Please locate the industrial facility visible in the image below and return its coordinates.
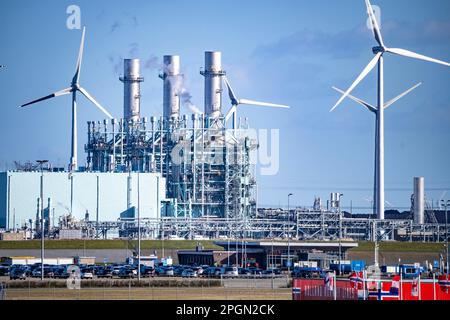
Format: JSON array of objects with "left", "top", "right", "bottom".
[{"left": 0, "top": 25, "right": 449, "bottom": 248}]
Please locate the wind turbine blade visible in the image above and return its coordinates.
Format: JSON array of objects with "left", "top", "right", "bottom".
[
  {"left": 77, "top": 87, "right": 113, "bottom": 119},
  {"left": 384, "top": 82, "right": 422, "bottom": 109},
  {"left": 72, "top": 26, "right": 86, "bottom": 84},
  {"left": 332, "top": 86, "right": 376, "bottom": 113},
  {"left": 330, "top": 52, "right": 381, "bottom": 112},
  {"left": 238, "top": 99, "right": 290, "bottom": 109},
  {"left": 225, "top": 105, "right": 237, "bottom": 122},
  {"left": 365, "top": 0, "right": 384, "bottom": 47},
  {"left": 386, "top": 48, "right": 450, "bottom": 67},
  {"left": 223, "top": 76, "right": 239, "bottom": 105},
  {"left": 20, "top": 87, "right": 72, "bottom": 107}
]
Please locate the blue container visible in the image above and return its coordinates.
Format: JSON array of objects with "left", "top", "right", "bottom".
[{"left": 351, "top": 260, "right": 365, "bottom": 272}]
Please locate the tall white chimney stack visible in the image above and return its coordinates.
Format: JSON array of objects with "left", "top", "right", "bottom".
[
  {"left": 201, "top": 51, "right": 225, "bottom": 120},
  {"left": 120, "top": 59, "right": 143, "bottom": 123},
  {"left": 161, "top": 55, "right": 181, "bottom": 119},
  {"left": 413, "top": 177, "right": 425, "bottom": 224}
]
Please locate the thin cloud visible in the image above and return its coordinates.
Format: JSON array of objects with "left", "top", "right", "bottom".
[
  {"left": 110, "top": 21, "right": 121, "bottom": 33},
  {"left": 253, "top": 19, "right": 450, "bottom": 61}
]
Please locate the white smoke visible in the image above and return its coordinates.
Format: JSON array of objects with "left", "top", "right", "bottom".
[
  {"left": 179, "top": 87, "right": 203, "bottom": 115},
  {"left": 165, "top": 65, "right": 203, "bottom": 115}
]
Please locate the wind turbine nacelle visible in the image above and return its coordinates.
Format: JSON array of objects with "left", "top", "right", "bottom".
[{"left": 372, "top": 46, "right": 384, "bottom": 55}]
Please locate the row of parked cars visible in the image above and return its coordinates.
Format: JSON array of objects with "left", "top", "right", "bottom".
[
  {"left": 1, "top": 263, "right": 284, "bottom": 280},
  {"left": 152, "top": 265, "right": 282, "bottom": 278}
]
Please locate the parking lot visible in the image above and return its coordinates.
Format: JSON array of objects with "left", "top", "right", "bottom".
[{"left": 1, "top": 263, "right": 288, "bottom": 280}]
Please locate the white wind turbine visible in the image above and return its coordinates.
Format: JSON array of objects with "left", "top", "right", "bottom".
[
  {"left": 330, "top": 0, "right": 450, "bottom": 220},
  {"left": 332, "top": 82, "right": 422, "bottom": 215},
  {"left": 223, "top": 76, "right": 290, "bottom": 132},
  {"left": 20, "top": 27, "right": 113, "bottom": 172}
]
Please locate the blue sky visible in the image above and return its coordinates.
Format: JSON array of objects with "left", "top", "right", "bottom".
[{"left": 0, "top": 0, "right": 449, "bottom": 212}]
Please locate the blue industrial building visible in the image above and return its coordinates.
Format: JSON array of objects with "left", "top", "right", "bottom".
[{"left": 0, "top": 171, "right": 165, "bottom": 230}]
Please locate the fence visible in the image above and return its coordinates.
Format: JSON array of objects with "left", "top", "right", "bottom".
[
  {"left": 0, "top": 283, "right": 5, "bottom": 300},
  {"left": 292, "top": 279, "right": 358, "bottom": 300},
  {"left": 0, "top": 277, "right": 292, "bottom": 300}
]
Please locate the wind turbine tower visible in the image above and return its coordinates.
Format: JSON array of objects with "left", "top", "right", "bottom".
[{"left": 331, "top": 0, "right": 450, "bottom": 220}]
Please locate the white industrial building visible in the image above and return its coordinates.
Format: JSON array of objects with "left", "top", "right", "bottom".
[{"left": 0, "top": 171, "right": 165, "bottom": 230}]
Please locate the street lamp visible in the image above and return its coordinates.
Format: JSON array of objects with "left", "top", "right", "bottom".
[
  {"left": 137, "top": 172, "right": 141, "bottom": 281},
  {"left": 441, "top": 199, "right": 450, "bottom": 273},
  {"left": 287, "top": 193, "right": 293, "bottom": 273},
  {"left": 36, "top": 160, "right": 48, "bottom": 281},
  {"left": 338, "top": 193, "right": 344, "bottom": 275}
]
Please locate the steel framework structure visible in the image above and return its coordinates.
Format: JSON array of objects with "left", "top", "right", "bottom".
[
  {"left": 67, "top": 210, "right": 450, "bottom": 244},
  {"left": 85, "top": 115, "right": 257, "bottom": 220}
]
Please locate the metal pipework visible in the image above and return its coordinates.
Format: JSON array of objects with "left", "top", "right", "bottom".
[
  {"left": 201, "top": 51, "right": 225, "bottom": 119},
  {"left": 160, "top": 55, "right": 181, "bottom": 120},
  {"left": 413, "top": 177, "right": 425, "bottom": 224},
  {"left": 120, "top": 59, "right": 144, "bottom": 123}
]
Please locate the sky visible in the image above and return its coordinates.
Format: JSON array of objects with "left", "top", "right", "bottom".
[{"left": 0, "top": 0, "right": 449, "bottom": 212}]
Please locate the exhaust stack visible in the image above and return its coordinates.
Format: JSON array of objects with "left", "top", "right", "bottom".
[
  {"left": 161, "top": 55, "right": 181, "bottom": 119},
  {"left": 201, "top": 51, "right": 225, "bottom": 119},
  {"left": 120, "top": 59, "right": 144, "bottom": 123},
  {"left": 413, "top": 177, "right": 425, "bottom": 224}
]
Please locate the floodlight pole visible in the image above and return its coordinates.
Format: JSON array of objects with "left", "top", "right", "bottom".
[
  {"left": 37, "top": 160, "right": 48, "bottom": 281},
  {"left": 338, "top": 194, "right": 343, "bottom": 275},
  {"left": 287, "top": 193, "right": 293, "bottom": 274},
  {"left": 442, "top": 200, "right": 449, "bottom": 273},
  {"left": 138, "top": 172, "right": 141, "bottom": 281}
]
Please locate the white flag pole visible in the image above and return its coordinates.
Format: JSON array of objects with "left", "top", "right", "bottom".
[
  {"left": 363, "top": 270, "right": 366, "bottom": 300},
  {"left": 433, "top": 272, "right": 436, "bottom": 300},
  {"left": 333, "top": 271, "right": 337, "bottom": 300},
  {"left": 400, "top": 270, "right": 403, "bottom": 300},
  {"left": 418, "top": 273, "right": 422, "bottom": 300}
]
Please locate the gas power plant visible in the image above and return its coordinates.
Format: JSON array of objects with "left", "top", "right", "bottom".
[{"left": 0, "top": 23, "right": 449, "bottom": 244}]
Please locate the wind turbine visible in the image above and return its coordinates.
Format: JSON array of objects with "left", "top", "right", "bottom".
[
  {"left": 332, "top": 82, "right": 422, "bottom": 215},
  {"left": 330, "top": 0, "right": 450, "bottom": 220},
  {"left": 223, "top": 76, "right": 290, "bottom": 132},
  {"left": 20, "top": 27, "right": 113, "bottom": 172}
]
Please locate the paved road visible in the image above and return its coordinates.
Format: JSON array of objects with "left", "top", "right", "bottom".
[{"left": 222, "top": 277, "right": 290, "bottom": 289}]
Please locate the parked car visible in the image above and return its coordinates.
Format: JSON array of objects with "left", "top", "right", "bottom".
[
  {"left": 0, "top": 266, "right": 10, "bottom": 276},
  {"left": 192, "top": 266, "right": 204, "bottom": 276},
  {"left": 81, "top": 271, "right": 93, "bottom": 279},
  {"left": 118, "top": 266, "right": 137, "bottom": 278},
  {"left": 140, "top": 266, "right": 155, "bottom": 277},
  {"left": 97, "top": 267, "right": 114, "bottom": 278},
  {"left": 248, "top": 267, "right": 263, "bottom": 276},
  {"left": 31, "top": 269, "right": 42, "bottom": 278},
  {"left": 155, "top": 266, "right": 166, "bottom": 276},
  {"left": 201, "top": 267, "right": 215, "bottom": 277},
  {"left": 10, "top": 267, "right": 27, "bottom": 280},
  {"left": 263, "top": 268, "right": 281, "bottom": 276},
  {"left": 165, "top": 266, "right": 174, "bottom": 276},
  {"left": 239, "top": 268, "right": 251, "bottom": 276},
  {"left": 291, "top": 267, "right": 324, "bottom": 279},
  {"left": 181, "top": 269, "right": 198, "bottom": 278},
  {"left": 224, "top": 266, "right": 239, "bottom": 277}
]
